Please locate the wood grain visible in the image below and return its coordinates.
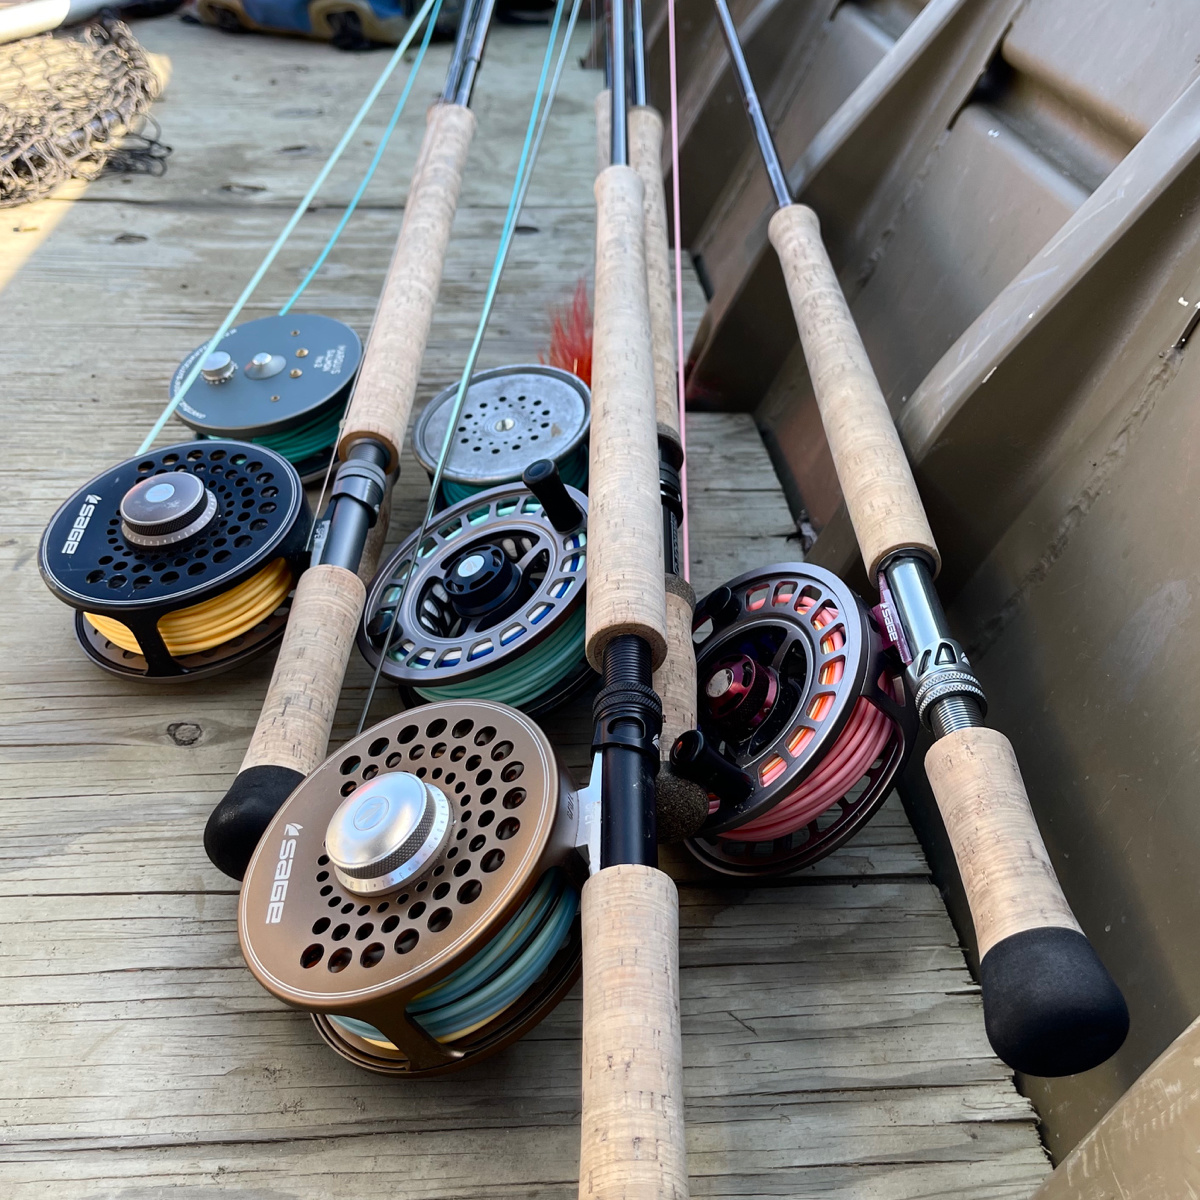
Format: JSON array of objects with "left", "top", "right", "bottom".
[
  {"left": 579, "top": 865, "right": 689, "bottom": 1200},
  {"left": 768, "top": 204, "right": 939, "bottom": 578},
  {"left": 925, "top": 727, "right": 1082, "bottom": 959},
  {"left": 338, "top": 101, "right": 475, "bottom": 470},
  {"left": 585, "top": 164, "right": 669, "bottom": 670},
  {"left": 595, "top": 87, "right": 611, "bottom": 178},
  {"left": 0, "top": 18, "right": 1048, "bottom": 1198}
]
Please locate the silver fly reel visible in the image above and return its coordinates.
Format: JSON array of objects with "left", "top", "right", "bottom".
[{"left": 413, "top": 364, "right": 590, "bottom": 506}]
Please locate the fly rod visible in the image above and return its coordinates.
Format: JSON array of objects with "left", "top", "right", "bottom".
[
  {"left": 595, "top": 0, "right": 708, "bottom": 843},
  {"left": 576, "top": 0, "right": 689, "bottom": 1194},
  {"left": 711, "top": 0, "right": 1128, "bottom": 1078},
  {"left": 204, "top": 0, "right": 496, "bottom": 880}
]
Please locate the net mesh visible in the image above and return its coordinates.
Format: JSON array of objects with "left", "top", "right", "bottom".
[{"left": 0, "top": 18, "right": 168, "bottom": 208}]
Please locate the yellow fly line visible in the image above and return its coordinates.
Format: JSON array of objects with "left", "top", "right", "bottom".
[{"left": 85, "top": 558, "right": 293, "bottom": 658}]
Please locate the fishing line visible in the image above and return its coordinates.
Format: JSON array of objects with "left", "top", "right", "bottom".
[
  {"left": 138, "top": 0, "right": 441, "bottom": 456},
  {"left": 358, "top": 0, "right": 585, "bottom": 734}
]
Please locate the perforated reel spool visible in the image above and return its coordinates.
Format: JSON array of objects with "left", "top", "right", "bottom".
[
  {"left": 358, "top": 482, "right": 591, "bottom": 716},
  {"left": 170, "top": 314, "right": 362, "bottom": 483},
  {"left": 682, "top": 563, "right": 917, "bottom": 876},
  {"left": 413, "top": 365, "right": 590, "bottom": 506},
  {"left": 238, "top": 701, "right": 585, "bottom": 1076},
  {"left": 38, "top": 441, "right": 309, "bottom": 679}
]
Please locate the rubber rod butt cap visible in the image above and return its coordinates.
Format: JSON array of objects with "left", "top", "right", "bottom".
[
  {"left": 980, "top": 925, "right": 1129, "bottom": 1077},
  {"left": 204, "top": 764, "right": 306, "bottom": 880}
]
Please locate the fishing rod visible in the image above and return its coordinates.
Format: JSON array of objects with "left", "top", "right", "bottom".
[
  {"left": 204, "top": 0, "right": 496, "bottom": 880},
  {"left": 708, "top": 0, "right": 1128, "bottom": 1079},
  {"left": 595, "top": 0, "right": 707, "bottom": 843},
  {"left": 576, "top": 1, "right": 689, "bottom": 1194}
]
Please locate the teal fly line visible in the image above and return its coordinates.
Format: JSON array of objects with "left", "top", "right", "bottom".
[
  {"left": 328, "top": 867, "right": 578, "bottom": 1045},
  {"left": 139, "top": 0, "right": 442, "bottom": 455},
  {"left": 439, "top": 442, "right": 588, "bottom": 505}
]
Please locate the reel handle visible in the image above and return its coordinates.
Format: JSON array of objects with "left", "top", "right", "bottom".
[
  {"left": 926, "top": 729, "right": 1128, "bottom": 1076},
  {"left": 205, "top": 563, "right": 365, "bottom": 879},
  {"left": 579, "top": 864, "right": 689, "bottom": 1199},
  {"left": 336, "top": 101, "right": 476, "bottom": 472},
  {"left": 629, "top": 105, "right": 680, "bottom": 439},
  {"left": 585, "top": 164, "right": 668, "bottom": 670},
  {"left": 767, "top": 204, "right": 939, "bottom": 580}
]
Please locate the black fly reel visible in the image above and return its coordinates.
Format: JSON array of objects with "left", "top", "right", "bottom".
[
  {"left": 413, "top": 365, "right": 590, "bottom": 508},
  {"left": 672, "top": 563, "right": 918, "bottom": 876},
  {"left": 358, "top": 472, "right": 591, "bottom": 717},
  {"left": 171, "top": 314, "right": 362, "bottom": 483},
  {"left": 39, "top": 441, "right": 310, "bottom": 680}
]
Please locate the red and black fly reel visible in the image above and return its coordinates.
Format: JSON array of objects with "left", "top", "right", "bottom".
[{"left": 672, "top": 563, "right": 917, "bottom": 876}]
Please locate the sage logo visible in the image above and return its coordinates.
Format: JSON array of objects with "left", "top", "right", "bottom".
[
  {"left": 62, "top": 494, "right": 102, "bottom": 555},
  {"left": 265, "top": 823, "right": 303, "bottom": 924}
]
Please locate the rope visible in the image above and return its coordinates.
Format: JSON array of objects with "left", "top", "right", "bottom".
[
  {"left": 138, "top": 0, "right": 442, "bottom": 455},
  {"left": 666, "top": 0, "right": 689, "bottom": 580},
  {"left": 84, "top": 556, "right": 293, "bottom": 657},
  {"left": 359, "top": 0, "right": 586, "bottom": 734}
]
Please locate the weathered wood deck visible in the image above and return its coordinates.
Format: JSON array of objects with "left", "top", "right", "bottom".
[{"left": 0, "top": 16, "right": 1050, "bottom": 1197}]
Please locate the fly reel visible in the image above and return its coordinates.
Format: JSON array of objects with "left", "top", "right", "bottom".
[
  {"left": 673, "top": 563, "right": 918, "bottom": 876},
  {"left": 238, "top": 700, "right": 586, "bottom": 1076},
  {"left": 171, "top": 314, "right": 362, "bottom": 483},
  {"left": 413, "top": 364, "right": 589, "bottom": 507},
  {"left": 39, "top": 441, "right": 310, "bottom": 679},
  {"left": 358, "top": 469, "right": 591, "bottom": 716}
]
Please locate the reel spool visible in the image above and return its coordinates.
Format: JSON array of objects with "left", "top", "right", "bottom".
[
  {"left": 39, "top": 441, "right": 310, "bottom": 679},
  {"left": 170, "top": 314, "right": 362, "bottom": 483},
  {"left": 358, "top": 474, "right": 591, "bottom": 716},
  {"left": 675, "top": 563, "right": 918, "bottom": 876},
  {"left": 238, "top": 700, "right": 585, "bottom": 1076},
  {"left": 413, "top": 364, "right": 589, "bottom": 507}
]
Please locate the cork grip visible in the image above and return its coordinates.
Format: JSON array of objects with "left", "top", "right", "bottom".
[
  {"left": 585, "top": 165, "right": 669, "bottom": 671},
  {"left": 767, "top": 205, "right": 939, "bottom": 578},
  {"left": 336, "top": 102, "right": 476, "bottom": 470},
  {"left": 925, "top": 728, "right": 1080, "bottom": 958},
  {"left": 629, "top": 107, "right": 679, "bottom": 438},
  {"left": 240, "top": 563, "right": 367, "bottom": 775},
  {"left": 925, "top": 728, "right": 1128, "bottom": 1076},
  {"left": 579, "top": 864, "right": 689, "bottom": 1200},
  {"left": 655, "top": 582, "right": 697, "bottom": 763}
]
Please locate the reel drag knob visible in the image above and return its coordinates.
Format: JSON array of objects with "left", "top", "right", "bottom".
[
  {"left": 444, "top": 546, "right": 520, "bottom": 618},
  {"left": 119, "top": 472, "right": 218, "bottom": 549},
  {"left": 326, "top": 774, "right": 451, "bottom": 896},
  {"left": 704, "top": 654, "right": 779, "bottom": 737}
]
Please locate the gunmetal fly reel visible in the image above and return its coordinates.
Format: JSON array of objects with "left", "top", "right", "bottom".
[
  {"left": 171, "top": 314, "right": 362, "bottom": 483},
  {"left": 672, "top": 563, "right": 918, "bottom": 876},
  {"left": 239, "top": 700, "right": 586, "bottom": 1075},
  {"left": 413, "top": 364, "right": 589, "bottom": 507},
  {"left": 358, "top": 468, "right": 591, "bottom": 716},
  {"left": 39, "top": 441, "right": 309, "bottom": 679}
]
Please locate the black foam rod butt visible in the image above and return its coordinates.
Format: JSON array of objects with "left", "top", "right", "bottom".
[
  {"left": 979, "top": 926, "right": 1129, "bottom": 1077},
  {"left": 204, "top": 764, "right": 306, "bottom": 880}
]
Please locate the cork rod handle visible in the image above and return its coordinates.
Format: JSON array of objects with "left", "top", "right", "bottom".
[
  {"left": 579, "top": 865, "right": 689, "bottom": 1200},
  {"left": 629, "top": 106, "right": 679, "bottom": 439},
  {"left": 585, "top": 164, "right": 668, "bottom": 670},
  {"left": 767, "top": 204, "right": 939, "bottom": 579},
  {"left": 337, "top": 101, "right": 476, "bottom": 470},
  {"left": 924, "top": 728, "right": 1127, "bottom": 1075}
]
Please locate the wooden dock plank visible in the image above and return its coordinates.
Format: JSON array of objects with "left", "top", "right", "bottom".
[{"left": 0, "top": 15, "right": 1047, "bottom": 1198}]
